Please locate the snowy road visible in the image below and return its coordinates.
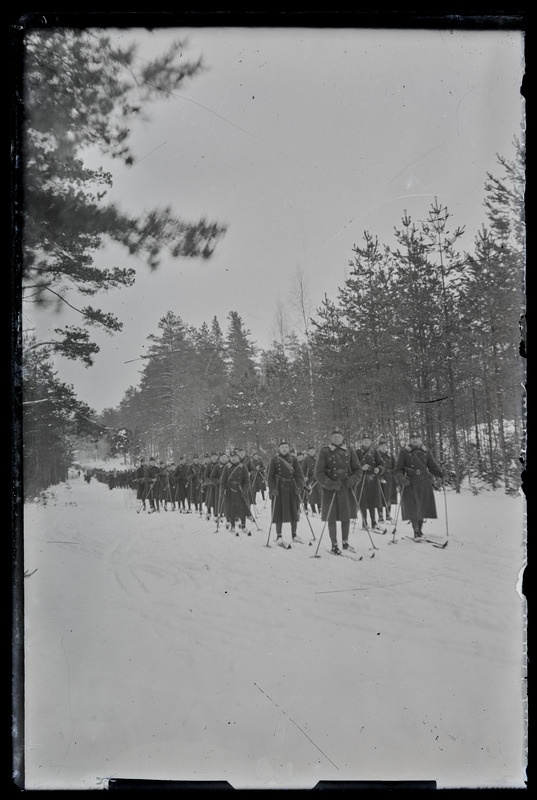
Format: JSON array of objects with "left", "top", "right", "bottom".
[{"left": 20, "top": 475, "right": 527, "bottom": 789}]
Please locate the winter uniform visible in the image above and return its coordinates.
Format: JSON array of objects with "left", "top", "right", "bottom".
[
  {"left": 394, "top": 433, "right": 444, "bottom": 537},
  {"left": 315, "top": 428, "right": 363, "bottom": 551},
  {"left": 156, "top": 462, "right": 170, "bottom": 510},
  {"left": 135, "top": 460, "right": 146, "bottom": 503},
  {"left": 209, "top": 455, "right": 229, "bottom": 518},
  {"left": 172, "top": 458, "right": 189, "bottom": 511},
  {"left": 356, "top": 437, "right": 385, "bottom": 528},
  {"left": 204, "top": 453, "right": 219, "bottom": 517},
  {"left": 220, "top": 456, "right": 251, "bottom": 531},
  {"left": 144, "top": 458, "right": 159, "bottom": 511},
  {"left": 302, "top": 448, "right": 321, "bottom": 513},
  {"left": 186, "top": 457, "right": 202, "bottom": 511},
  {"left": 249, "top": 454, "right": 267, "bottom": 501},
  {"left": 267, "top": 441, "right": 304, "bottom": 542},
  {"left": 237, "top": 450, "right": 254, "bottom": 508},
  {"left": 376, "top": 442, "right": 397, "bottom": 520},
  {"left": 166, "top": 463, "right": 177, "bottom": 509}
]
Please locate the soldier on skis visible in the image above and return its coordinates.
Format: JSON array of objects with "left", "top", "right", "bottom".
[
  {"left": 375, "top": 438, "right": 397, "bottom": 523},
  {"left": 204, "top": 451, "right": 220, "bottom": 519},
  {"left": 172, "top": 455, "right": 189, "bottom": 512},
  {"left": 314, "top": 426, "right": 363, "bottom": 554},
  {"left": 210, "top": 452, "right": 229, "bottom": 522},
  {"left": 186, "top": 454, "right": 202, "bottom": 513},
  {"left": 237, "top": 447, "right": 254, "bottom": 510},
  {"left": 156, "top": 460, "right": 169, "bottom": 511},
  {"left": 220, "top": 449, "right": 251, "bottom": 534},
  {"left": 199, "top": 453, "right": 211, "bottom": 515},
  {"left": 165, "top": 462, "right": 177, "bottom": 510},
  {"left": 302, "top": 444, "right": 321, "bottom": 515},
  {"left": 394, "top": 431, "right": 444, "bottom": 540},
  {"left": 356, "top": 434, "right": 385, "bottom": 530},
  {"left": 267, "top": 438, "right": 304, "bottom": 547},
  {"left": 135, "top": 457, "right": 147, "bottom": 510},
  {"left": 144, "top": 456, "right": 159, "bottom": 513},
  {"left": 249, "top": 451, "right": 267, "bottom": 502}
]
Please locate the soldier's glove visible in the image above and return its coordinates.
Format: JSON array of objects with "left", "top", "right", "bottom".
[
  {"left": 269, "top": 490, "right": 279, "bottom": 498},
  {"left": 398, "top": 476, "right": 410, "bottom": 487},
  {"left": 362, "top": 463, "right": 371, "bottom": 471},
  {"left": 343, "top": 476, "right": 355, "bottom": 488}
]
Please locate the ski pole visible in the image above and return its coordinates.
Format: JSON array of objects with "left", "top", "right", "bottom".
[
  {"left": 311, "top": 490, "right": 337, "bottom": 558},
  {"left": 265, "top": 494, "right": 277, "bottom": 547},
  {"left": 215, "top": 487, "right": 226, "bottom": 532},
  {"left": 300, "top": 490, "right": 317, "bottom": 542},
  {"left": 377, "top": 477, "right": 392, "bottom": 531},
  {"left": 351, "top": 481, "right": 378, "bottom": 550},
  {"left": 388, "top": 485, "right": 404, "bottom": 544},
  {"left": 351, "top": 473, "right": 366, "bottom": 533}
]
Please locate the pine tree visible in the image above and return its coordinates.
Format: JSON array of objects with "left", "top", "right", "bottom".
[
  {"left": 223, "top": 312, "right": 260, "bottom": 447},
  {"left": 22, "top": 340, "right": 96, "bottom": 497},
  {"left": 18, "top": 29, "right": 226, "bottom": 364}
]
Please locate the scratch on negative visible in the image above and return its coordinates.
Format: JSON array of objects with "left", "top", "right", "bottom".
[
  {"left": 314, "top": 573, "right": 445, "bottom": 594},
  {"left": 253, "top": 682, "right": 339, "bottom": 770}
]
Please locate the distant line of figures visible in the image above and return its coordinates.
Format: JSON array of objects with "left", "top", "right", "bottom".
[{"left": 87, "top": 427, "right": 444, "bottom": 546}]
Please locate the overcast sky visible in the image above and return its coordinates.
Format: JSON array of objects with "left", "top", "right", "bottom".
[{"left": 26, "top": 25, "right": 525, "bottom": 414}]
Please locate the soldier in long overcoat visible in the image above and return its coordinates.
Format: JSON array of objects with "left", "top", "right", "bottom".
[
  {"left": 166, "top": 462, "right": 177, "bottom": 510},
  {"left": 301, "top": 445, "right": 321, "bottom": 514},
  {"left": 156, "top": 460, "right": 170, "bottom": 511},
  {"left": 144, "top": 456, "right": 159, "bottom": 512},
  {"left": 314, "top": 426, "right": 363, "bottom": 554},
  {"left": 249, "top": 451, "right": 267, "bottom": 502},
  {"left": 267, "top": 439, "right": 304, "bottom": 545},
  {"left": 135, "top": 457, "right": 147, "bottom": 508},
  {"left": 220, "top": 450, "right": 251, "bottom": 532},
  {"left": 355, "top": 434, "right": 385, "bottom": 530},
  {"left": 186, "top": 455, "right": 202, "bottom": 512},
  {"left": 172, "top": 456, "right": 189, "bottom": 512},
  {"left": 237, "top": 447, "right": 254, "bottom": 510},
  {"left": 204, "top": 452, "right": 219, "bottom": 519},
  {"left": 209, "top": 452, "right": 229, "bottom": 519},
  {"left": 394, "top": 431, "right": 444, "bottom": 539},
  {"left": 375, "top": 438, "right": 397, "bottom": 522}
]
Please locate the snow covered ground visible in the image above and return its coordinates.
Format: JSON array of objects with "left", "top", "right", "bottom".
[{"left": 19, "top": 472, "right": 527, "bottom": 790}]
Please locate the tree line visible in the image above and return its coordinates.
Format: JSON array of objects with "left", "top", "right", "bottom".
[
  {"left": 95, "top": 165, "right": 524, "bottom": 495},
  {"left": 16, "top": 29, "right": 525, "bottom": 499}
]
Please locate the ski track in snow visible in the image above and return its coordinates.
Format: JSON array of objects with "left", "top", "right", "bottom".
[{"left": 21, "top": 475, "right": 527, "bottom": 790}]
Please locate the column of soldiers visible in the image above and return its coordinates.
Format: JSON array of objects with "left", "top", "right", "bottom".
[
  {"left": 132, "top": 427, "right": 444, "bottom": 552},
  {"left": 134, "top": 448, "right": 269, "bottom": 523}
]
